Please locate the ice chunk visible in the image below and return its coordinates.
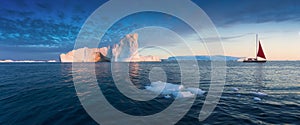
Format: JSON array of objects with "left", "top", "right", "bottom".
[
  {"left": 147, "top": 81, "right": 184, "bottom": 95},
  {"left": 253, "top": 97, "right": 261, "bottom": 101},
  {"left": 175, "top": 91, "right": 195, "bottom": 98},
  {"left": 231, "top": 87, "right": 239, "bottom": 91},
  {"left": 164, "top": 95, "right": 171, "bottom": 99},
  {"left": 186, "top": 88, "right": 206, "bottom": 95},
  {"left": 145, "top": 81, "right": 205, "bottom": 99},
  {"left": 252, "top": 92, "right": 268, "bottom": 96},
  {"left": 145, "top": 86, "right": 163, "bottom": 94}
]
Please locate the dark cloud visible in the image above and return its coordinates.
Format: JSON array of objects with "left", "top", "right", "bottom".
[
  {"left": 11, "top": 0, "right": 28, "bottom": 8},
  {"left": 73, "top": 4, "right": 86, "bottom": 14},
  {"left": 57, "top": 11, "right": 65, "bottom": 20},
  {"left": 194, "top": 0, "right": 300, "bottom": 27},
  {"left": 189, "top": 33, "right": 255, "bottom": 43},
  {"left": 36, "top": 2, "right": 52, "bottom": 12},
  {"left": 0, "top": 9, "right": 35, "bottom": 17},
  {"left": 71, "top": 15, "right": 83, "bottom": 23}
]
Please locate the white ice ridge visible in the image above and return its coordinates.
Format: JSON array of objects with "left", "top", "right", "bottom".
[{"left": 145, "top": 81, "right": 206, "bottom": 99}]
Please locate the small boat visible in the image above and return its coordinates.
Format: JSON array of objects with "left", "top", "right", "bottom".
[{"left": 243, "top": 34, "right": 267, "bottom": 63}]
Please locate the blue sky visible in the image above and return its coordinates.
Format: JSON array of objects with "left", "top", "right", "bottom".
[{"left": 0, "top": 0, "right": 299, "bottom": 60}]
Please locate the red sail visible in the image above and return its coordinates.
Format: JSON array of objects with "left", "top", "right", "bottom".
[{"left": 257, "top": 41, "right": 266, "bottom": 59}]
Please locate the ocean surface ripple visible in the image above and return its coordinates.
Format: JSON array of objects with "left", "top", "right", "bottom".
[{"left": 0, "top": 61, "right": 299, "bottom": 124}]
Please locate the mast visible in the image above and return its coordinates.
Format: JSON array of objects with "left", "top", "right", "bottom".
[{"left": 256, "top": 34, "right": 258, "bottom": 59}]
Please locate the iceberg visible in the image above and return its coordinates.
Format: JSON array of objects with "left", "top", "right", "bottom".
[
  {"left": 186, "top": 88, "right": 206, "bottom": 95},
  {"left": 112, "top": 34, "right": 140, "bottom": 62},
  {"left": 175, "top": 91, "right": 195, "bottom": 98},
  {"left": 60, "top": 33, "right": 161, "bottom": 62},
  {"left": 0, "top": 60, "right": 57, "bottom": 63},
  {"left": 0, "top": 60, "right": 13, "bottom": 63},
  {"left": 47, "top": 60, "right": 57, "bottom": 62},
  {"left": 165, "top": 55, "right": 240, "bottom": 61},
  {"left": 60, "top": 47, "right": 110, "bottom": 62}
]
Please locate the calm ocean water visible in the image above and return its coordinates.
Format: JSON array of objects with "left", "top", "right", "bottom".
[{"left": 0, "top": 61, "right": 299, "bottom": 125}]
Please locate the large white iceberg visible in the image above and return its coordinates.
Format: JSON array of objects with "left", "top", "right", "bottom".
[
  {"left": 60, "top": 47, "right": 110, "bottom": 62},
  {"left": 60, "top": 33, "right": 161, "bottom": 62}
]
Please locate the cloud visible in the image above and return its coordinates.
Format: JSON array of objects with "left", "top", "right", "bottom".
[
  {"left": 11, "top": 0, "right": 28, "bottom": 8},
  {"left": 71, "top": 15, "right": 83, "bottom": 23},
  {"left": 35, "top": 2, "right": 52, "bottom": 12},
  {"left": 219, "top": 33, "right": 254, "bottom": 41},
  {"left": 193, "top": 0, "right": 300, "bottom": 27},
  {"left": 57, "top": 11, "right": 65, "bottom": 20},
  {"left": 187, "top": 33, "right": 255, "bottom": 43},
  {"left": 2, "top": 0, "right": 298, "bottom": 60},
  {"left": 0, "top": 17, "right": 79, "bottom": 48},
  {"left": 0, "top": 0, "right": 107, "bottom": 60},
  {"left": 0, "top": 9, "right": 35, "bottom": 17}
]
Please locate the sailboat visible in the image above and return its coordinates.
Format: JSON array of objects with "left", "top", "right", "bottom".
[{"left": 243, "top": 34, "right": 267, "bottom": 63}]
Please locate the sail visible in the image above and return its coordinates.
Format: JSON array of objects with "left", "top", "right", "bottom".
[{"left": 257, "top": 41, "right": 266, "bottom": 59}]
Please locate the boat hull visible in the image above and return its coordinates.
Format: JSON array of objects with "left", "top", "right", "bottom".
[{"left": 243, "top": 60, "right": 267, "bottom": 63}]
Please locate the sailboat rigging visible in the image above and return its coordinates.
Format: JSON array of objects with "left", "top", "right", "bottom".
[{"left": 243, "top": 34, "right": 267, "bottom": 63}]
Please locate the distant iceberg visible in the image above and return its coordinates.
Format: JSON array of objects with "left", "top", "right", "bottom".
[
  {"left": 47, "top": 60, "right": 57, "bottom": 62},
  {"left": 145, "top": 81, "right": 206, "bottom": 99},
  {"left": 0, "top": 60, "right": 57, "bottom": 63},
  {"left": 0, "top": 60, "right": 13, "bottom": 63},
  {"left": 165, "top": 55, "right": 240, "bottom": 61}
]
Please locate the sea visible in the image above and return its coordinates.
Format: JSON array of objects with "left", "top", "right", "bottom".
[{"left": 0, "top": 61, "right": 299, "bottom": 125}]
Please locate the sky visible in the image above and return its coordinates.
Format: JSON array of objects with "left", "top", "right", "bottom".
[{"left": 0, "top": 0, "right": 299, "bottom": 60}]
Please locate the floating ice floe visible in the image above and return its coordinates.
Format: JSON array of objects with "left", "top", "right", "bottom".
[
  {"left": 175, "top": 91, "right": 195, "bottom": 98},
  {"left": 252, "top": 92, "right": 268, "bottom": 96},
  {"left": 145, "top": 81, "right": 183, "bottom": 95},
  {"left": 164, "top": 95, "right": 171, "bottom": 99},
  {"left": 253, "top": 97, "right": 261, "bottom": 101},
  {"left": 231, "top": 87, "right": 239, "bottom": 91},
  {"left": 186, "top": 88, "right": 206, "bottom": 95},
  {"left": 145, "top": 81, "right": 206, "bottom": 99}
]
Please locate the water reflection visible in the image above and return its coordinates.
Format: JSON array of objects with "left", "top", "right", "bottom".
[
  {"left": 254, "top": 64, "right": 266, "bottom": 92},
  {"left": 129, "top": 63, "right": 140, "bottom": 77}
]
